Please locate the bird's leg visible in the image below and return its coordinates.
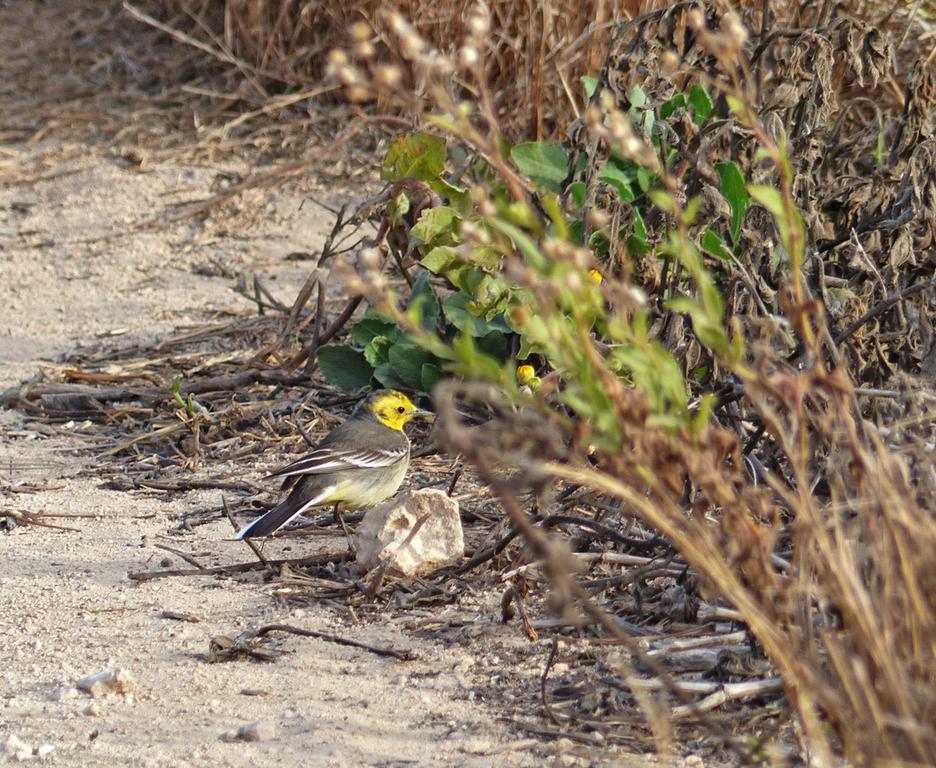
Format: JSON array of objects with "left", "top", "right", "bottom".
[{"left": 333, "top": 503, "right": 355, "bottom": 552}]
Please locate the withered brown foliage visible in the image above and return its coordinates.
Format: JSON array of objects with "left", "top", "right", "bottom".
[
  {"left": 155, "top": 0, "right": 639, "bottom": 138},
  {"left": 421, "top": 2, "right": 936, "bottom": 762}
]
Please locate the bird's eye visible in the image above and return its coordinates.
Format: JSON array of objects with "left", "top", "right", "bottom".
[{"left": 397, "top": 405, "right": 406, "bottom": 414}]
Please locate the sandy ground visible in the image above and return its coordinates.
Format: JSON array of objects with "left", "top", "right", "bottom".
[
  {"left": 0, "top": 148, "right": 564, "bottom": 767},
  {"left": 0, "top": 4, "right": 669, "bottom": 766}
]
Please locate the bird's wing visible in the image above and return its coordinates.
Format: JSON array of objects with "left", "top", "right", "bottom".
[{"left": 265, "top": 445, "right": 408, "bottom": 479}]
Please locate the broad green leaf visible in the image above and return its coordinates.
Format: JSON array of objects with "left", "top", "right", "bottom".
[
  {"left": 649, "top": 188, "right": 674, "bottom": 212},
  {"left": 317, "top": 345, "right": 374, "bottom": 391},
  {"left": 701, "top": 229, "right": 734, "bottom": 261},
  {"left": 363, "top": 335, "right": 393, "bottom": 367},
  {"left": 660, "top": 93, "right": 687, "bottom": 120},
  {"left": 430, "top": 178, "right": 472, "bottom": 215},
  {"left": 510, "top": 142, "right": 569, "bottom": 193},
  {"left": 350, "top": 312, "right": 399, "bottom": 346},
  {"left": 487, "top": 218, "right": 547, "bottom": 269},
  {"left": 667, "top": 297, "right": 729, "bottom": 354},
  {"left": 477, "top": 330, "right": 509, "bottom": 360},
  {"left": 684, "top": 195, "right": 703, "bottom": 225},
  {"left": 568, "top": 181, "right": 587, "bottom": 207},
  {"left": 420, "top": 245, "right": 460, "bottom": 275},
  {"left": 381, "top": 133, "right": 447, "bottom": 182},
  {"left": 716, "top": 161, "right": 750, "bottom": 244},
  {"left": 629, "top": 84, "right": 648, "bottom": 108},
  {"left": 470, "top": 245, "right": 502, "bottom": 271},
  {"left": 581, "top": 75, "right": 599, "bottom": 100},
  {"left": 385, "top": 191, "right": 410, "bottom": 223},
  {"left": 688, "top": 85, "right": 714, "bottom": 124},
  {"left": 627, "top": 209, "right": 650, "bottom": 256},
  {"left": 637, "top": 167, "right": 656, "bottom": 192},
  {"left": 387, "top": 344, "right": 436, "bottom": 390},
  {"left": 421, "top": 363, "right": 443, "bottom": 393},
  {"left": 410, "top": 206, "right": 459, "bottom": 250},
  {"left": 373, "top": 362, "right": 408, "bottom": 390},
  {"left": 598, "top": 162, "right": 636, "bottom": 202},
  {"left": 747, "top": 185, "right": 786, "bottom": 219},
  {"left": 447, "top": 332, "right": 503, "bottom": 381},
  {"left": 407, "top": 271, "right": 441, "bottom": 330},
  {"left": 632, "top": 209, "right": 648, "bottom": 241},
  {"left": 443, "top": 292, "right": 509, "bottom": 337},
  {"left": 642, "top": 108, "right": 655, "bottom": 140}
]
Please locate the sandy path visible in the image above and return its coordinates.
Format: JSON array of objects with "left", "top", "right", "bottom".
[
  {"left": 0, "top": 4, "right": 662, "bottom": 765},
  {"left": 0, "top": 147, "right": 553, "bottom": 766}
]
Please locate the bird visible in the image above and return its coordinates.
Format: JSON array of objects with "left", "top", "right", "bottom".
[{"left": 235, "top": 389, "right": 431, "bottom": 540}]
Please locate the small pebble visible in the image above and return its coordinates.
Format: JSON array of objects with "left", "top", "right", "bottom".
[
  {"left": 76, "top": 669, "right": 136, "bottom": 698},
  {"left": 49, "top": 687, "right": 78, "bottom": 702},
  {"left": 2, "top": 734, "right": 33, "bottom": 761},
  {"left": 237, "top": 720, "right": 276, "bottom": 742}
]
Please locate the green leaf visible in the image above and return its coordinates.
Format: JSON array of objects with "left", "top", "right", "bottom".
[
  {"left": 488, "top": 218, "right": 547, "bottom": 270},
  {"left": 632, "top": 209, "right": 648, "bottom": 242},
  {"left": 598, "top": 162, "right": 636, "bottom": 202},
  {"left": 667, "top": 297, "right": 729, "bottom": 354},
  {"left": 627, "top": 209, "right": 650, "bottom": 256},
  {"left": 641, "top": 108, "right": 655, "bottom": 140},
  {"left": 443, "top": 292, "right": 509, "bottom": 337},
  {"left": 373, "top": 363, "right": 408, "bottom": 390},
  {"left": 637, "top": 167, "right": 656, "bottom": 192},
  {"left": 477, "top": 330, "right": 509, "bottom": 360},
  {"left": 510, "top": 142, "right": 569, "bottom": 193},
  {"left": 581, "top": 75, "right": 599, "bottom": 100},
  {"left": 317, "top": 345, "right": 374, "bottom": 391},
  {"left": 568, "top": 181, "right": 587, "bottom": 207},
  {"left": 385, "top": 191, "right": 410, "bottom": 223},
  {"left": 420, "top": 245, "right": 460, "bottom": 275},
  {"left": 410, "top": 206, "right": 459, "bottom": 250},
  {"left": 701, "top": 228, "right": 734, "bottom": 261},
  {"left": 747, "top": 185, "right": 786, "bottom": 219},
  {"left": 430, "top": 178, "right": 472, "bottom": 215},
  {"left": 660, "top": 93, "right": 687, "bottom": 120},
  {"left": 683, "top": 195, "right": 703, "bottom": 226},
  {"left": 649, "top": 188, "right": 674, "bottom": 212},
  {"left": 629, "top": 84, "right": 648, "bottom": 108},
  {"left": 716, "top": 161, "right": 750, "bottom": 244},
  {"left": 688, "top": 85, "right": 714, "bottom": 124},
  {"left": 350, "top": 312, "right": 400, "bottom": 346},
  {"left": 421, "top": 363, "right": 443, "bottom": 393},
  {"left": 363, "top": 335, "right": 393, "bottom": 367},
  {"left": 407, "top": 271, "right": 441, "bottom": 330},
  {"left": 387, "top": 343, "right": 435, "bottom": 390},
  {"left": 381, "top": 133, "right": 447, "bottom": 182}
]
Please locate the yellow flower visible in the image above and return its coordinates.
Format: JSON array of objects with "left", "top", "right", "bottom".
[
  {"left": 589, "top": 268, "right": 604, "bottom": 284},
  {"left": 516, "top": 364, "right": 541, "bottom": 391}
]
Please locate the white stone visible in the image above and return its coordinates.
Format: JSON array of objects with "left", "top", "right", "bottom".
[
  {"left": 237, "top": 720, "right": 276, "bottom": 742},
  {"left": 48, "top": 686, "right": 77, "bottom": 702},
  {"left": 76, "top": 668, "right": 136, "bottom": 698},
  {"left": 354, "top": 489, "right": 464, "bottom": 577},
  {"left": 2, "top": 734, "right": 33, "bottom": 761}
]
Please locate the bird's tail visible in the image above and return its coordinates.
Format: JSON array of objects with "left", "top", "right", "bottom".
[{"left": 234, "top": 485, "right": 335, "bottom": 539}]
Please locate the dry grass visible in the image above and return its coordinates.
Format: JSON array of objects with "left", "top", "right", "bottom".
[{"left": 154, "top": 0, "right": 657, "bottom": 139}]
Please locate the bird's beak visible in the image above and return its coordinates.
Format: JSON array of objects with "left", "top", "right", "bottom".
[{"left": 412, "top": 407, "right": 435, "bottom": 420}]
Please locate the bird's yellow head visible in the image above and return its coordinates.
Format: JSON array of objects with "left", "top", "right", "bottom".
[{"left": 359, "top": 389, "right": 430, "bottom": 432}]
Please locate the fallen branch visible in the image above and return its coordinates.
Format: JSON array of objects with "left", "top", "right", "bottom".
[{"left": 128, "top": 551, "right": 351, "bottom": 581}]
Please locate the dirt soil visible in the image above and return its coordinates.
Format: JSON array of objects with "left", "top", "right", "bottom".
[{"left": 0, "top": 4, "right": 665, "bottom": 767}]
